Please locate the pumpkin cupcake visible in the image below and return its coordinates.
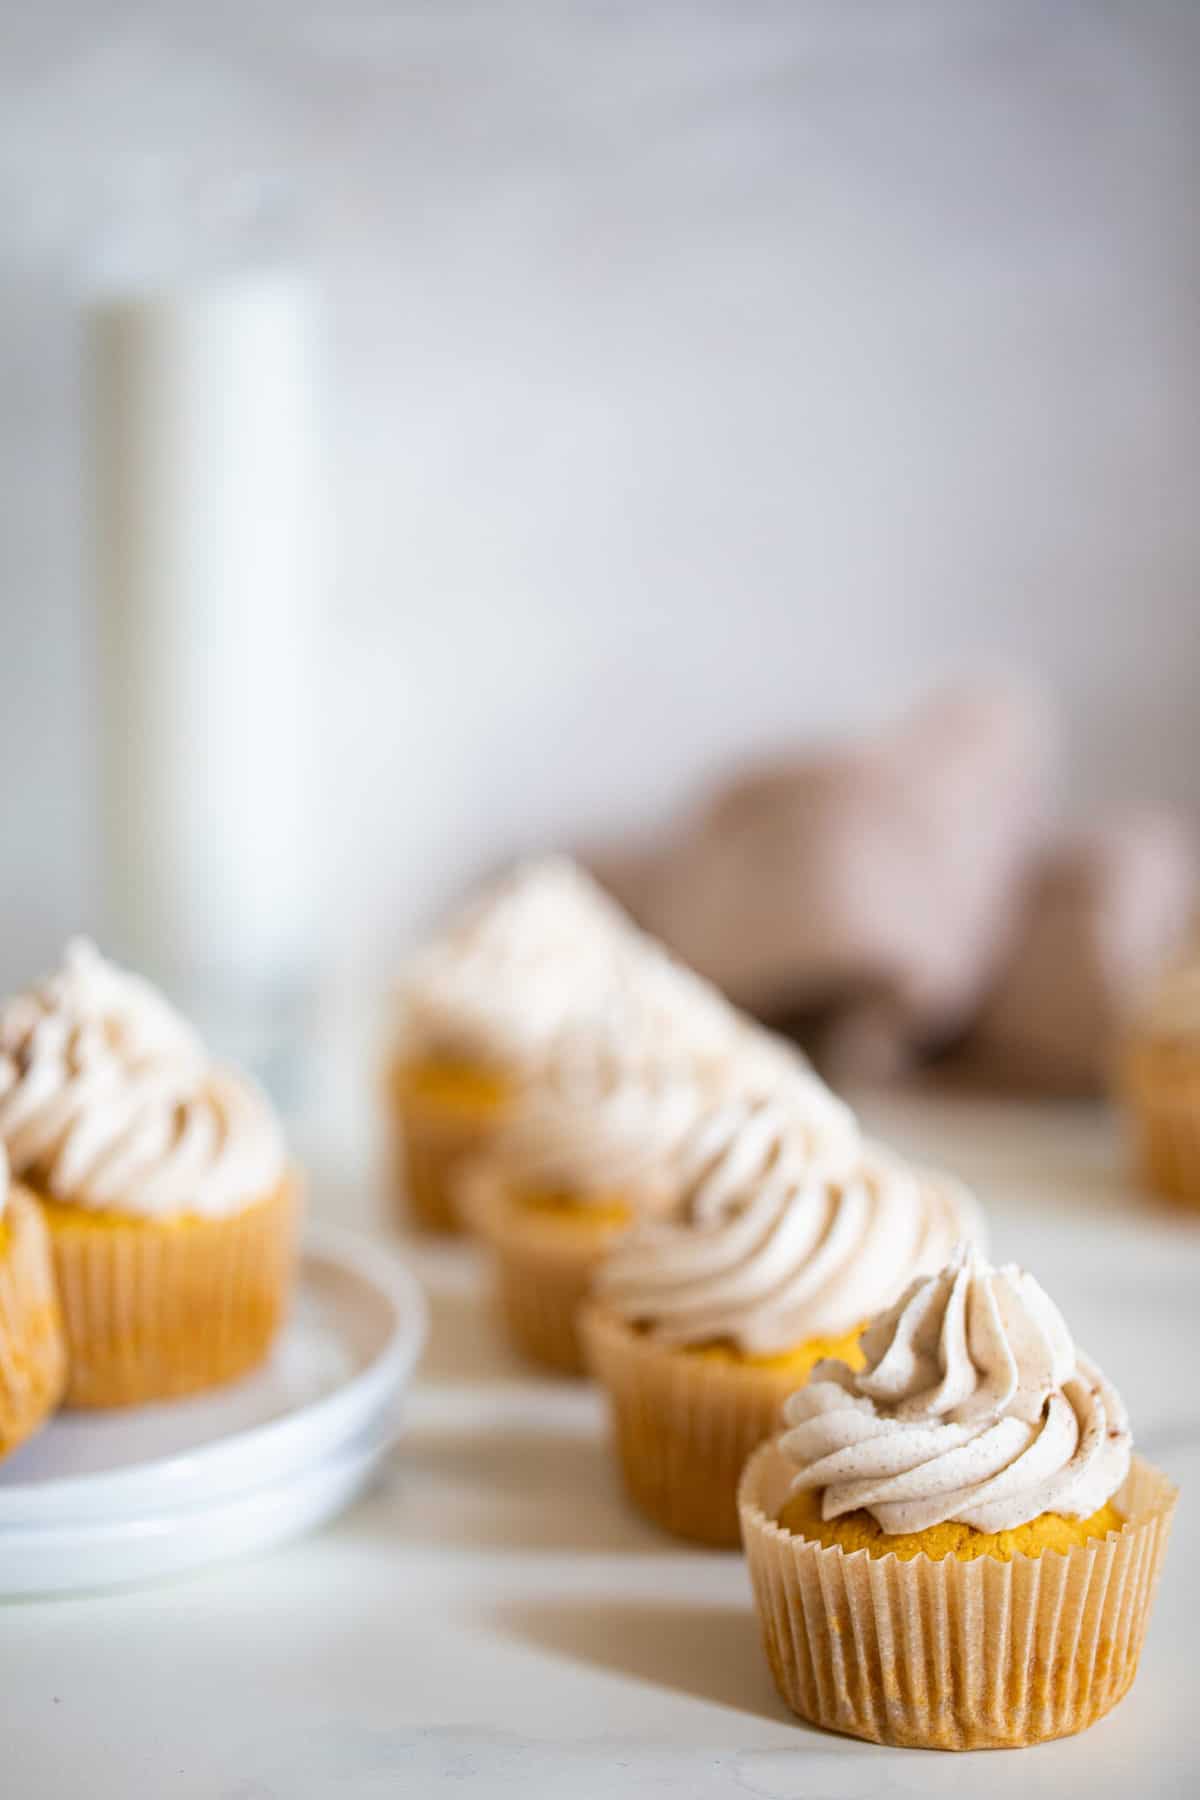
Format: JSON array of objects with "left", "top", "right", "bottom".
[
  {"left": 741, "top": 1244, "right": 1176, "bottom": 1749},
  {"left": 582, "top": 1104, "right": 980, "bottom": 1546},
  {"left": 386, "top": 858, "right": 639, "bottom": 1233},
  {"left": 457, "top": 1059, "right": 710, "bottom": 1375},
  {"left": 458, "top": 1025, "right": 852, "bottom": 1377},
  {"left": 0, "top": 941, "right": 299, "bottom": 1408},
  {"left": 1122, "top": 946, "right": 1200, "bottom": 1208},
  {"left": 0, "top": 1140, "right": 66, "bottom": 1459}
]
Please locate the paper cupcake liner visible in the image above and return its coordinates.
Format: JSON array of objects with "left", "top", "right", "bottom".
[
  {"left": 459, "top": 1169, "right": 624, "bottom": 1376},
  {"left": 740, "top": 1440, "right": 1177, "bottom": 1750},
  {"left": 581, "top": 1304, "right": 803, "bottom": 1546},
  {"left": 387, "top": 1068, "right": 512, "bottom": 1235},
  {"left": 43, "top": 1172, "right": 300, "bottom": 1409},
  {"left": 0, "top": 1187, "right": 67, "bottom": 1457},
  {"left": 1122, "top": 1040, "right": 1200, "bottom": 1209}
]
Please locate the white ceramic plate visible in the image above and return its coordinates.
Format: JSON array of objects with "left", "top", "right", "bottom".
[{"left": 0, "top": 1224, "right": 426, "bottom": 1593}]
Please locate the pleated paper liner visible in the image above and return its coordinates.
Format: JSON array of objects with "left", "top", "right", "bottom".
[
  {"left": 458, "top": 1169, "right": 627, "bottom": 1376},
  {"left": 739, "top": 1438, "right": 1177, "bottom": 1751},
  {"left": 0, "top": 1186, "right": 67, "bottom": 1455},
  {"left": 387, "top": 1060, "right": 514, "bottom": 1235},
  {"left": 580, "top": 1304, "right": 814, "bottom": 1547},
  {"left": 41, "top": 1172, "right": 301, "bottom": 1409},
  {"left": 1122, "top": 1038, "right": 1200, "bottom": 1210}
]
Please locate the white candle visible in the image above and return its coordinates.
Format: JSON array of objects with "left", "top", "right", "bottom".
[{"left": 88, "top": 273, "right": 321, "bottom": 1021}]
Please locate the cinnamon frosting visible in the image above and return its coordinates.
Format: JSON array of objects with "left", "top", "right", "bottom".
[
  {"left": 485, "top": 1063, "right": 707, "bottom": 1208},
  {"left": 594, "top": 1101, "right": 980, "bottom": 1354},
  {"left": 399, "top": 857, "right": 637, "bottom": 1071},
  {"left": 779, "top": 1244, "right": 1131, "bottom": 1532},
  {"left": 0, "top": 941, "right": 286, "bottom": 1219}
]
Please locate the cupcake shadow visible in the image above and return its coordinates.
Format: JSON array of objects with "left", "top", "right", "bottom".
[{"left": 490, "top": 1595, "right": 794, "bottom": 1724}]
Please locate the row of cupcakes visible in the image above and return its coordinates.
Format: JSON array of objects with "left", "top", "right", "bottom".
[
  {"left": 392, "top": 859, "right": 1177, "bottom": 1749},
  {"left": 0, "top": 939, "right": 298, "bottom": 1458},
  {"left": 391, "top": 857, "right": 984, "bottom": 1544}
]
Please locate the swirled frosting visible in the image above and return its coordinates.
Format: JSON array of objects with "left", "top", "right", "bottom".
[
  {"left": 0, "top": 941, "right": 286, "bottom": 1219},
  {"left": 779, "top": 1244, "right": 1131, "bottom": 1533},
  {"left": 487, "top": 1058, "right": 720, "bottom": 1211},
  {"left": 400, "top": 857, "right": 638, "bottom": 1070},
  {"left": 595, "top": 1105, "right": 980, "bottom": 1353}
]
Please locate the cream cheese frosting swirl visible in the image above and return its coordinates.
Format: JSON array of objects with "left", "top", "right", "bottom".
[
  {"left": 779, "top": 1244, "right": 1131, "bottom": 1532},
  {"left": 487, "top": 1059, "right": 723, "bottom": 1212},
  {"left": 0, "top": 941, "right": 286, "bottom": 1219},
  {"left": 595, "top": 1102, "right": 980, "bottom": 1353},
  {"left": 400, "top": 857, "right": 640, "bottom": 1070}
]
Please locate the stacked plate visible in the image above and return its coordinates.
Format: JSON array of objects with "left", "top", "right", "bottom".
[{"left": 0, "top": 1224, "right": 427, "bottom": 1595}]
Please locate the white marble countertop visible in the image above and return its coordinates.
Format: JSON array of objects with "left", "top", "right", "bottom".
[{"left": 3, "top": 1091, "right": 1198, "bottom": 1797}]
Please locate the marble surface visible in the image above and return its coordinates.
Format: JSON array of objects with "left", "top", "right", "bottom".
[{"left": 1, "top": 1090, "right": 1197, "bottom": 1795}]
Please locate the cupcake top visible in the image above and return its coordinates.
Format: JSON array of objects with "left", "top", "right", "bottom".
[
  {"left": 779, "top": 1244, "right": 1131, "bottom": 1534},
  {"left": 484, "top": 1058, "right": 720, "bottom": 1212},
  {"left": 399, "top": 857, "right": 637, "bottom": 1071},
  {"left": 594, "top": 1103, "right": 980, "bottom": 1353},
  {"left": 0, "top": 940, "right": 286, "bottom": 1219}
]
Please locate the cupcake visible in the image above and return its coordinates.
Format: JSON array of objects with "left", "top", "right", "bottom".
[
  {"left": 0, "top": 1140, "right": 66, "bottom": 1459},
  {"left": 740, "top": 1245, "right": 1177, "bottom": 1749},
  {"left": 1122, "top": 948, "right": 1200, "bottom": 1208},
  {"left": 582, "top": 1101, "right": 980, "bottom": 1546},
  {"left": 457, "top": 1048, "right": 836, "bottom": 1377},
  {"left": 386, "top": 858, "right": 639, "bottom": 1232},
  {"left": 0, "top": 941, "right": 299, "bottom": 1409}
]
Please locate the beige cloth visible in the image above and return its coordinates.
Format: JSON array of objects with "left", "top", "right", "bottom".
[
  {"left": 963, "top": 813, "right": 1197, "bottom": 1093},
  {"left": 593, "top": 682, "right": 1051, "bottom": 1078}
]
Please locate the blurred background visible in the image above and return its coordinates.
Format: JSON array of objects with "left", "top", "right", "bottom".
[{"left": 1, "top": 1, "right": 1198, "bottom": 1096}]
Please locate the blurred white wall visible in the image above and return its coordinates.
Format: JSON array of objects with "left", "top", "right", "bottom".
[{"left": 1, "top": 1, "right": 1199, "bottom": 1001}]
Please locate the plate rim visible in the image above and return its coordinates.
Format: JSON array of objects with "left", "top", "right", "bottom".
[
  {"left": 0, "top": 1416, "right": 396, "bottom": 1596},
  {"left": 0, "top": 1221, "right": 427, "bottom": 1523}
]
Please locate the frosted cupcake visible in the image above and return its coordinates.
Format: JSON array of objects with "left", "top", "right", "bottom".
[
  {"left": 459, "top": 1041, "right": 854, "bottom": 1376},
  {"left": 457, "top": 1061, "right": 713, "bottom": 1375},
  {"left": 1122, "top": 948, "right": 1200, "bottom": 1207},
  {"left": 740, "top": 1245, "right": 1177, "bottom": 1749},
  {"left": 0, "top": 1140, "right": 66, "bottom": 1460},
  {"left": 387, "top": 858, "right": 640, "bottom": 1232},
  {"left": 581, "top": 1101, "right": 979, "bottom": 1546},
  {"left": 0, "top": 942, "right": 299, "bottom": 1408}
]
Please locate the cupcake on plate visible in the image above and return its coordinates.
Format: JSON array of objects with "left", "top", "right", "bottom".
[
  {"left": 1121, "top": 946, "right": 1200, "bottom": 1208},
  {"left": 0, "top": 941, "right": 299, "bottom": 1409},
  {"left": 740, "top": 1244, "right": 1177, "bottom": 1749},
  {"left": 582, "top": 1102, "right": 980, "bottom": 1546},
  {"left": 0, "top": 1139, "right": 66, "bottom": 1460},
  {"left": 386, "top": 858, "right": 640, "bottom": 1233}
]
